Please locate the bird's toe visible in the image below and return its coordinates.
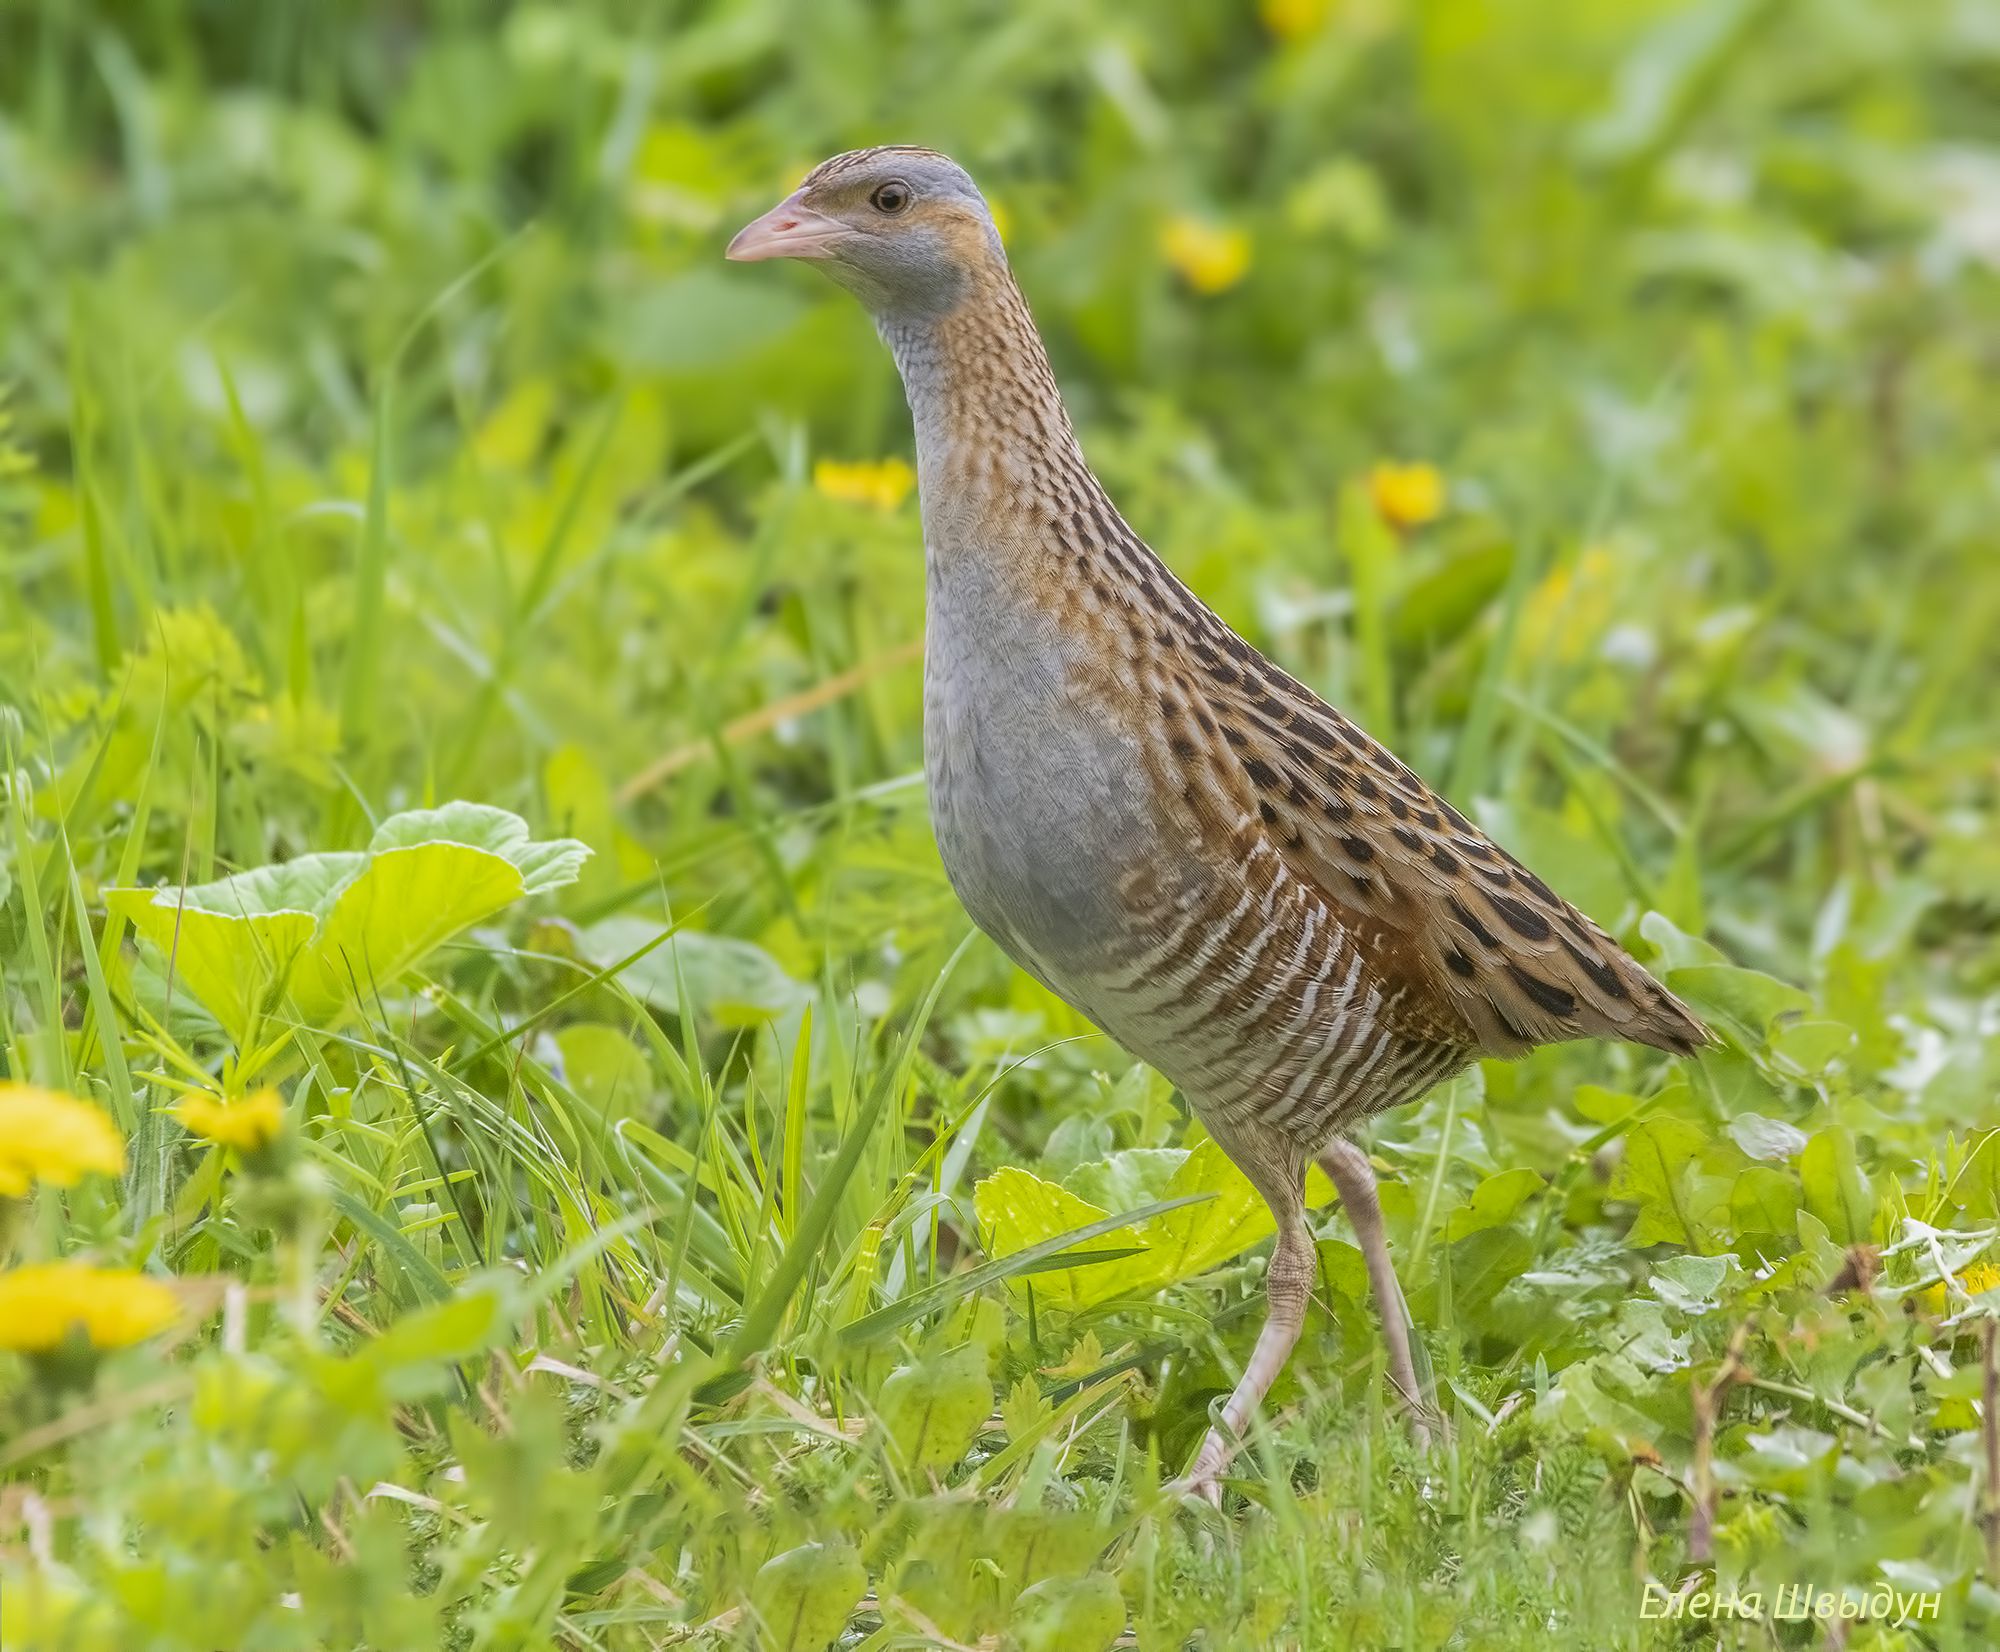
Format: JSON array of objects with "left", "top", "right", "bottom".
[{"left": 1174, "top": 1429, "right": 1233, "bottom": 1508}]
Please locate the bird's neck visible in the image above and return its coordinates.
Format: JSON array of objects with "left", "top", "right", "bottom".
[{"left": 877, "top": 268, "right": 1107, "bottom": 548}]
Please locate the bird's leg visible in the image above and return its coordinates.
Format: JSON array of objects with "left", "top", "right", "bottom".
[
  {"left": 1319, "top": 1135, "right": 1432, "bottom": 1445},
  {"left": 1181, "top": 1212, "right": 1314, "bottom": 1504}
]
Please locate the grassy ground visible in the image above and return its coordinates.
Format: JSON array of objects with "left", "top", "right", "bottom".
[{"left": 3, "top": 1, "right": 2000, "bottom": 1647}]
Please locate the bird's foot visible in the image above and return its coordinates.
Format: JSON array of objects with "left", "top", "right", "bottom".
[
  {"left": 1173, "top": 1428, "right": 1235, "bottom": 1508},
  {"left": 1387, "top": 1379, "right": 1438, "bottom": 1451}
]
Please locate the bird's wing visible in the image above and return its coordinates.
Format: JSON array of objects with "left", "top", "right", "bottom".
[{"left": 1151, "top": 631, "right": 1708, "bottom": 1060}]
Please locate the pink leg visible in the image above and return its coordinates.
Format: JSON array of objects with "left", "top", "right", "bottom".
[
  {"left": 1180, "top": 1214, "right": 1314, "bottom": 1503},
  {"left": 1319, "top": 1136, "right": 1431, "bottom": 1445}
]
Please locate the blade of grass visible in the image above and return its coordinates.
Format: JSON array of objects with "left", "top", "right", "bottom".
[
  {"left": 1448, "top": 528, "right": 1544, "bottom": 801},
  {"left": 837, "top": 1193, "right": 1210, "bottom": 1346},
  {"left": 337, "top": 376, "right": 394, "bottom": 745},
  {"left": 7, "top": 737, "right": 69, "bottom": 1089},
  {"left": 329, "top": 1187, "right": 453, "bottom": 1307},
  {"left": 710, "top": 938, "right": 972, "bottom": 1377}
]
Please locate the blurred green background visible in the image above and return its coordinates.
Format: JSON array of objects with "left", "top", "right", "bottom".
[{"left": 4, "top": 1, "right": 2000, "bottom": 1648}]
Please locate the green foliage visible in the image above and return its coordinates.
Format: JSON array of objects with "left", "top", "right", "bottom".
[
  {"left": 751, "top": 1543, "right": 867, "bottom": 1652},
  {"left": 1007, "top": 1570, "right": 1126, "bottom": 1652},
  {"left": 877, "top": 1342, "right": 994, "bottom": 1476},
  {"left": 976, "top": 1139, "right": 1332, "bottom": 1310},
  {"left": 107, "top": 803, "right": 587, "bottom": 1067},
  {"left": 3, "top": 1, "right": 2000, "bottom": 1649}
]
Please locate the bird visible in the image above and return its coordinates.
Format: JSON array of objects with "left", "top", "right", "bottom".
[{"left": 728, "top": 147, "right": 1709, "bottom": 1501}]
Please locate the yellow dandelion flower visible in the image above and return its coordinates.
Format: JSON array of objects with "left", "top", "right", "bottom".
[
  {"left": 1260, "top": 0, "right": 1333, "bottom": 42},
  {"left": 1160, "top": 216, "right": 1252, "bottom": 296},
  {"left": 987, "top": 197, "right": 1014, "bottom": 246},
  {"left": 0, "top": 1084, "right": 125, "bottom": 1198},
  {"left": 0, "top": 1263, "right": 180, "bottom": 1352},
  {"left": 813, "top": 457, "right": 917, "bottom": 512},
  {"left": 1366, "top": 461, "right": 1446, "bottom": 532},
  {"left": 173, "top": 1088, "right": 287, "bottom": 1154},
  {"left": 1921, "top": 1261, "right": 2000, "bottom": 1317}
]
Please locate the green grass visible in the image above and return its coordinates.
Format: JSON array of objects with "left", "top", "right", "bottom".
[{"left": 4, "top": 1, "right": 2000, "bottom": 1648}]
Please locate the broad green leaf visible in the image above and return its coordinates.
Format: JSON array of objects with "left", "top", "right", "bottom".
[
  {"left": 1800, "top": 1126, "right": 1877, "bottom": 1245},
  {"left": 292, "top": 840, "right": 526, "bottom": 1021},
  {"left": 1134, "top": 1140, "right": 1286, "bottom": 1285},
  {"left": 1638, "top": 910, "right": 1729, "bottom": 971},
  {"left": 1571, "top": 1083, "right": 1644, "bottom": 1127},
  {"left": 975, "top": 1140, "right": 1304, "bottom": 1311},
  {"left": 1445, "top": 1167, "right": 1545, "bottom": 1241},
  {"left": 841, "top": 1195, "right": 1205, "bottom": 1344},
  {"left": 1731, "top": 1165, "right": 1802, "bottom": 1239},
  {"left": 183, "top": 852, "right": 370, "bottom": 922},
  {"left": 987, "top": 1504, "right": 1107, "bottom": 1588},
  {"left": 1666, "top": 961, "right": 1813, "bottom": 1048},
  {"left": 1726, "top": 1113, "right": 1807, "bottom": 1163},
  {"left": 1650, "top": 1253, "right": 1739, "bottom": 1314},
  {"left": 361, "top": 1280, "right": 515, "bottom": 1400},
  {"left": 1557, "top": 1355, "right": 1670, "bottom": 1456},
  {"left": 1007, "top": 1571, "right": 1125, "bottom": 1652},
  {"left": 581, "top": 916, "right": 809, "bottom": 1027},
  {"left": 1064, "top": 1147, "right": 1185, "bottom": 1214},
  {"left": 877, "top": 1342, "right": 992, "bottom": 1475},
  {"left": 885, "top": 1499, "right": 1002, "bottom": 1640},
  {"left": 1041, "top": 1114, "right": 1115, "bottom": 1181},
  {"left": 367, "top": 801, "right": 591, "bottom": 895},
  {"left": 1946, "top": 1130, "right": 2000, "bottom": 1219},
  {"left": 1449, "top": 1226, "right": 1534, "bottom": 1315},
  {"left": 1314, "top": 1238, "right": 1369, "bottom": 1303},
  {"left": 1615, "top": 1301, "right": 1691, "bottom": 1374},
  {"left": 1768, "top": 1017, "right": 1857, "bottom": 1077},
  {"left": 106, "top": 897, "right": 315, "bottom": 1050},
  {"left": 554, "top": 1023, "right": 653, "bottom": 1119},
  {"left": 1610, "top": 1117, "right": 1712, "bottom": 1250},
  {"left": 106, "top": 853, "right": 360, "bottom": 1046},
  {"left": 975, "top": 1170, "right": 1113, "bottom": 1312},
  {"left": 751, "top": 1543, "right": 865, "bottom": 1652},
  {"left": 108, "top": 806, "right": 589, "bottom": 1047}
]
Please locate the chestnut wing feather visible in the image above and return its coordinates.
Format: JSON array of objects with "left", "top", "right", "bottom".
[{"left": 1159, "top": 644, "right": 1708, "bottom": 1060}]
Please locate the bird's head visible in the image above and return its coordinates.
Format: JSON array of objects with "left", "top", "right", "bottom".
[{"left": 726, "top": 147, "right": 1002, "bottom": 320}]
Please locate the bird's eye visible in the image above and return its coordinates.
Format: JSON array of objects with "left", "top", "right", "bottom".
[{"left": 871, "top": 181, "right": 912, "bottom": 215}]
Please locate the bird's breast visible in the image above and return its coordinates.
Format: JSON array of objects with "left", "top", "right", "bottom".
[{"left": 921, "top": 545, "right": 1164, "bottom": 988}]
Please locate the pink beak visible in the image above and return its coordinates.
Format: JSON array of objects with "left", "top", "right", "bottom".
[{"left": 726, "top": 191, "right": 850, "bottom": 262}]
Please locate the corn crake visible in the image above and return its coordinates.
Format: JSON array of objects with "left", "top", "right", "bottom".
[{"left": 728, "top": 147, "right": 1708, "bottom": 1502}]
